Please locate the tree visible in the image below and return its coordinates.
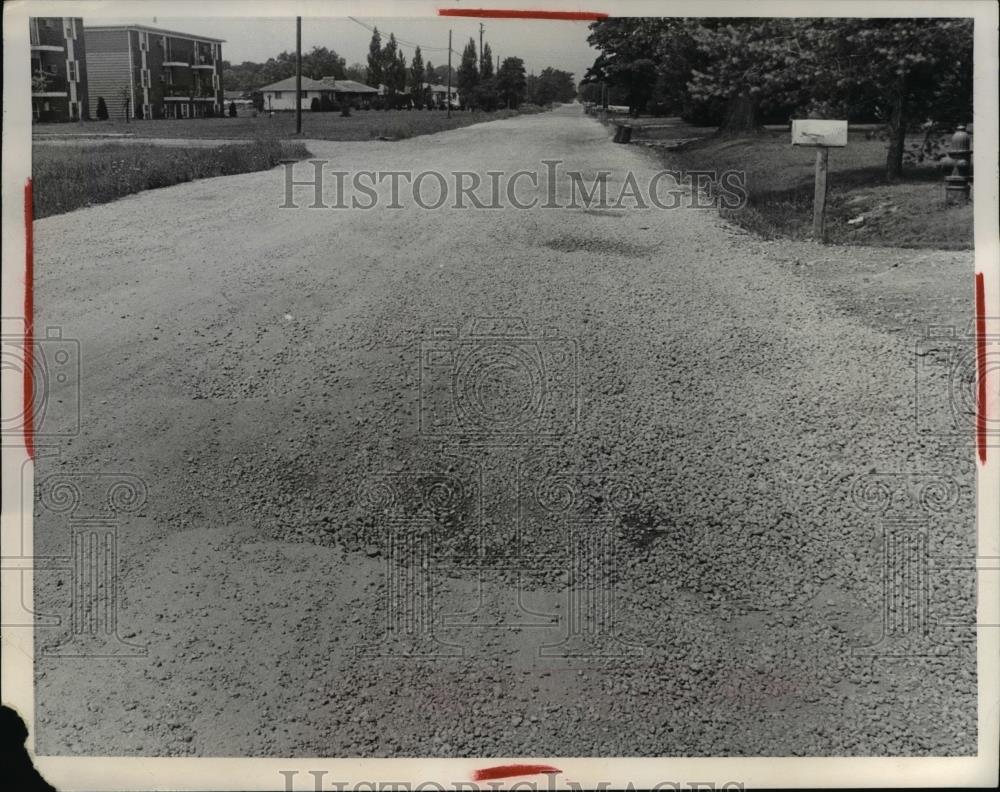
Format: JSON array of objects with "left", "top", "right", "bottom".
[
  {"left": 457, "top": 39, "right": 479, "bottom": 109},
  {"left": 302, "top": 46, "right": 346, "bottom": 81},
  {"left": 481, "top": 43, "right": 494, "bottom": 79},
  {"left": 344, "top": 62, "right": 368, "bottom": 83},
  {"left": 367, "top": 27, "right": 383, "bottom": 89},
  {"left": 381, "top": 33, "right": 407, "bottom": 103},
  {"left": 807, "top": 18, "right": 973, "bottom": 178},
  {"left": 497, "top": 57, "right": 527, "bottom": 108},
  {"left": 526, "top": 67, "right": 575, "bottom": 105},
  {"left": 310, "top": 96, "right": 320, "bottom": 112},
  {"left": 409, "top": 46, "right": 426, "bottom": 97},
  {"left": 96, "top": 96, "right": 109, "bottom": 120}
]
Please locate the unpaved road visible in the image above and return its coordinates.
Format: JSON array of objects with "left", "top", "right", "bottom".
[{"left": 31, "top": 105, "right": 975, "bottom": 757}]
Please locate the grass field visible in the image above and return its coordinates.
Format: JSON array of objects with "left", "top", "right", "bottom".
[
  {"left": 630, "top": 121, "right": 972, "bottom": 250},
  {"left": 32, "top": 139, "right": 310, "bottom": 218},
  {"left": 32, "top": 106, "right": 545, "bottom": 143}
]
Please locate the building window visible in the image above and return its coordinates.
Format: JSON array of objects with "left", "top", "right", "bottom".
[
  {"left": 139, "top": 31, "right": 148, "bottom": 51},
  {"left": 212, "top": 73, "right": 219, "bottom": 90},
  {"left": 66, "top": 60, "right": 78, "bottom": 82},
  {"left": 63, "top": 18, "right": 76, "bottom": 39},
  {"left": 273, "top": 91, "right": 282, "bottom": 99},
  {"left": 43, "top": 19, "right": 53, "bottom": 28},
  {"left": 48, "top": 63, "right": 58, "bottom": 75}
]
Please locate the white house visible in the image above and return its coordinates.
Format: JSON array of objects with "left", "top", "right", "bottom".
[
  {"left": 425, "top": 83, "right": 460, "bottom": 108},
  {"left": 257, "top": 75, "right": 379, "bottom": 111},
  {"left": 256, "top": 75, "right": 328, "bottom": 111}
]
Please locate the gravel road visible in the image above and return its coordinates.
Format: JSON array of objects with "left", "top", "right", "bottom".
[{"left": 31, "top": 104, "right": 975, "bottom": 757}]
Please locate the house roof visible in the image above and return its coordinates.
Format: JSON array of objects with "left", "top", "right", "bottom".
[
  {"left": 322, "top": 78, "right": 379, "bottom": 94},
  {"left": 257, "top": 76, "right": 329, "bottom": 92},
  {"left": 84, "top": 24, "right": 225, "bottom": 43}
]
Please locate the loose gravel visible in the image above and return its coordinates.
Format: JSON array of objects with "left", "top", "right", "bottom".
[{"left": 31, "top": 105, "right": 975, "bottom": 758}]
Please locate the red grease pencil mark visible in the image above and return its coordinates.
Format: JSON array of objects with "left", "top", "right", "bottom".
[
  {"left": 24, "top": 179, "right": 35, "bottom": 461},
  {"left": 438, "top": 9, "right": 607, "bottom": 21},
  {"left": 976, "top": 272, "right": 987, "bottom": 464},
  {"left": 472, "top": 765, "right": 561, "bottom": 782}
]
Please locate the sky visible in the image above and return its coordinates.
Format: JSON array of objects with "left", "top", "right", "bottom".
[{"left": 93, "top": 16, "right": 601, "bottom": 80}]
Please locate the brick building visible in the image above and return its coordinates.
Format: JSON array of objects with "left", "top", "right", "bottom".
[
  {"left": 30, "top": 17, "right": 88, "bottom": 121},
  {"left": 84, "top": 24, "right": 224, "bottom": 120}
]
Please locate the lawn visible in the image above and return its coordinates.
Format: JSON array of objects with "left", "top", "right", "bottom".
[
  {"left": 32, "top": 106, "right": 545, "bottom": 143},
  {"left": 32, "top": 139, "right": 311, "bottom": 218},
  {"left": 628, "top": 121, "right": 972, "bottom": 250}
]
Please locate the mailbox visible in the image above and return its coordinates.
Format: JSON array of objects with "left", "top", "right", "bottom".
[{"left": 791, "top": 119, "right": 848, "bottom": 147}]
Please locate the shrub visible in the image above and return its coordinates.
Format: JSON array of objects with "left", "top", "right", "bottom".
[
  {"left": 229, "top": 102, "right": 237, "bottom": 117},
  {"left": 96, "top": 97, "right": 109, "bottom": 120},
  {"left": 310, "top": 97, "right": 321, "bottom": 112}
]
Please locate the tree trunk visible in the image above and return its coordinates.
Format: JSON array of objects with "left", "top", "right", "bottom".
[
  {"left": 885, "top": 86, "right": 906, "bottom": 180},
  {"left": 718, "top": 91, "right": 761, "bottom": 135}
]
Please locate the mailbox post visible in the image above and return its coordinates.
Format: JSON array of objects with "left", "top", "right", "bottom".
[{"left": 792, "top": 119, "right": 848, "bottom": 244}]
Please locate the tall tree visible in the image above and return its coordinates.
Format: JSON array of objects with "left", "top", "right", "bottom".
[
  {"left": 367, "top": 27, "right": 383, "bottom": 88},
  {"left": 497, "top": 56, "right": 527, "bottom": 108},
  {"left": 481, "top": 43, "right": 494, "bottom": 79},
  {"left": 457, "top": 38, "right": 479, "bottom": 109},
  {"left": 409, "top": 46, "right": 426, "bottom": 93}
]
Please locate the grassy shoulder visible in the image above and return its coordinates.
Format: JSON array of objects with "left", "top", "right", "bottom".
[
  {"left": 33, "top": 139, "right": 310, "bottom": 218},
  {"left": 32, "top": 106, "right": 547, "bottom": 143},
  {"left": 632, "top": 122, "right": 972, "bottom": 250}
]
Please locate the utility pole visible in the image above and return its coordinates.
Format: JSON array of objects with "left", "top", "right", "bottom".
[
  {"left": 295, "top": 16, "right": 302, "bottom": 135},
  {"left": 447, "top": 29, "right": 452, "bottom": 118},
  {"left": 479, "top": 22, "right": 484, "bottom": 73}
]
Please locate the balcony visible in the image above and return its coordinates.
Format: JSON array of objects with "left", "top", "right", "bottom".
[
  {"left": 29, "top": 21, "right": 65, "bottom": 50},
  {"left": 163, "top": 85, "right": 217, "bottom": 100},
  {"left": 32, "top": 72, "right": 68, "bottom": 97}
]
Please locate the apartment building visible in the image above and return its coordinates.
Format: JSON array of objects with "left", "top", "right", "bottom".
[
  {"left": 30, "top": 17, "right": 88, "bottom": 121},
  {"left": 84, "top": 24, "right": 224, "bottom": 120}
]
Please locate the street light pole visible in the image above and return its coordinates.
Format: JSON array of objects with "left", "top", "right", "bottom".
[
  {"left": 295, "top": 16, "right": 302, "bottom": 135},
  {"left": 447, "top": 29, "right": 452, "bottom": 118}
]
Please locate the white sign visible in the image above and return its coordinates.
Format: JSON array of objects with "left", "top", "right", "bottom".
[{"left": 791, "top": 119, "right": 848, "bottom": 147}]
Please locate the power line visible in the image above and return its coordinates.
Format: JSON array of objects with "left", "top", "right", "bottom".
[{"left": 346, "top": 17, "right": 455, "bottom": 54}]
